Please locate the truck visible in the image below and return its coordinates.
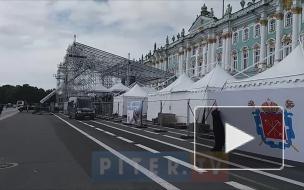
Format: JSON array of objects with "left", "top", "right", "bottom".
[
  {"left": 68, "top": 97, "right": 95, "bottom": 120},
  {"left": 16, "top": 100, "right": 25, "bottom": 108},
  {"left": 16, "top": 100, "right": 25, "bottom": 112}
]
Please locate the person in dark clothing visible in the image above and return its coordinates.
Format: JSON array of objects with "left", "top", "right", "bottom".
[
  {"left": 211, "top": 107, "right": 225, "bottom": 151},
  {"left": 0, "top": 105, "right": 3, "bottom": 115}
]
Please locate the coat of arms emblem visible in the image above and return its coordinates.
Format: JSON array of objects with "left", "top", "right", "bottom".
[{"left": 249, "top": 99, "right": 297, "bottom": 151}]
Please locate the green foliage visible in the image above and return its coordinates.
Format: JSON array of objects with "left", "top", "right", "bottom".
[{"left": 0, "top": 84, "right": 55, "bottom": 104}]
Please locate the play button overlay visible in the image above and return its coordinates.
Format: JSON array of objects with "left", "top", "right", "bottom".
[
  {"left": 225, "top": 123, "right": 254, "bottom": 154},
  {"left": 193, "top": 106, "right": 284, "bottom": 171}
]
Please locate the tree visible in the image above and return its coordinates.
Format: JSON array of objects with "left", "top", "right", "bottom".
[{"left": 0, "top": 84, "right": 55, "bottom": 105}]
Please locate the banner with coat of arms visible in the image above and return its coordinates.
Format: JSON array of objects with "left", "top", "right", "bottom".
[{"left": 209, "top": 87, "right": 303, "bottom": 163}]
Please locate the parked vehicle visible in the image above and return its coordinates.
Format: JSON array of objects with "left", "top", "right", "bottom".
[
  {"left": 68, "top": 97, "right": 95, "bottom": 120},
  {"left": 16, "top": 100, "right": 25, "bottom": 112},
  {"left": 16, "top": 100, "right": 24, "bottom": 107}
]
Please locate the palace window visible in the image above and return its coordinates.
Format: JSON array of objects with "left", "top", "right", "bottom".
[
  {"left": 253, "top": 45, "right": 260, "bottom": 64},
  {"left": 232, "top": 51, "right": 238, "bottom": 71},
  {"left": 285, "top": 12, "right": 292, "bottom": 27},
  {"left": 233, "top": 32, "right": 238, "bottom": 44},
  {"left": 283, "top": 38, "right": 292, "bottom": 57},
  {"left": 243, "top": 28, "right": 249, "bottom": 41},
  {"left": 269, "top": 19, "right": 276, "bottom": 33},
  {"left": 267, "top": 40, "right": 275, "bottom": 66},
  {"left": 254, "top": 24, "right": 261, "bottom": 38},
  {"left": 243, "top": 48, "right": 249, "bottom": 69}
]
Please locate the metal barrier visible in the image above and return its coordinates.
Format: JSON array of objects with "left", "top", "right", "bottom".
[
  {"left": 141, "top": 98, "right": 216, "bottom": 132},
  {"left": 93, "top": 101, "right": 113, "bottom": 116}
]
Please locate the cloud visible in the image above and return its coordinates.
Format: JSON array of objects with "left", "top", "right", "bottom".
[{"left": 0, "top": 0, "right": 240, "bottom": 89}]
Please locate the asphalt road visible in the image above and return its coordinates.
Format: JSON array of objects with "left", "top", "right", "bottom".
[{"left": 0, "top": 112, "right": 303, "bottom": 190}]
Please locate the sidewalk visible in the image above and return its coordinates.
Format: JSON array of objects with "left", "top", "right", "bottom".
[{"left": 0, "top": 108, "right": 19, "bottom": 121}]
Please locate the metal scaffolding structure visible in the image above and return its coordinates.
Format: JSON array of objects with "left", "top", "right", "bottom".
[{"left": 55, "top": 40, "right": 174, "bottom": 102}]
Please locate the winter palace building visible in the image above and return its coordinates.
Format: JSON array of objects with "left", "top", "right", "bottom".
[{"left": 144, "top": 0, "right": 304, "bottom": 81}]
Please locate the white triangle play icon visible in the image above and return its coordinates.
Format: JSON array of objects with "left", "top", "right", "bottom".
[{"left": 225, "top": 123, "right": 254, "bottom": 154}]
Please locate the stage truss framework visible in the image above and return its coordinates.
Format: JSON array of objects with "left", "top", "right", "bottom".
[{"left": 55, "top": 41, "right": 174, "bottom": 101}]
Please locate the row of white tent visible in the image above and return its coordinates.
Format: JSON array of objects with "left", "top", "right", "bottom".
[
  {"left": 113, "top": 63, "right": 235, "bottom": 122},
  {"left": 112, "top": 45, "right": 304, "bottom": 162}
]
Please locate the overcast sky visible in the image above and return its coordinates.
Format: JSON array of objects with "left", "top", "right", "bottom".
[{"left": 0, "top": 0, "right": 241, "bottom": 89}]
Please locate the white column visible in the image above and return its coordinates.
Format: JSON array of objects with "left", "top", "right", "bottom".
[
  {"left": 185, "top": 49, "right": 189, "bottom": 76},
  {"left": 195, "top": 47, "right": 199, "bottom": 76},
  {"left": 275, "top": 2, "right": 283, "bottom": 63},
  {"left": 178, "top": 54, "right": 182, "bottom": 75},
  {"left": 222, "top": 35, "right": 226, "bottom": 68},
  {"left": 225, "top": 33, "right": 232, "bottom": 70},
  {"left": 260, "top": 12, "right": 267, "bottom": 64},
  {"left": 292, "top": 0, "right": 301, "bottom": 49},
  {"left": 207, "top": 41, "right": 212, "bottom": 68},
  {"left": 202, "top": 44, "right": 207, "bottom": 75},
  {"left": 207, "top": 34, "right": 214, "bottom": 71},
  {"left": 211, "top": 40, "right": 216, "bottom": 65}
]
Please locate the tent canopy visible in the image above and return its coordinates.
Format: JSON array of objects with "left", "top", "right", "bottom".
[
  {"left": 143, "top": 86, "right": 157, "bottom": 94},
  {"left": 190, "top": 64, "right": 235, "bottom": 91},
  {"left": 225, "top": 46, "right": 304, "bottom": 89},
  {"left": 159, "top": 74, "right": 194, "bottom": 93},
  {"left": 109, "top": 82, "right": 129, "bottom": 92},
  {"left": 91, "top": 83, "right": 110, "bottom": 92},
  {"left": 122, "top": 84, "right": 147, "bottom": 97}
]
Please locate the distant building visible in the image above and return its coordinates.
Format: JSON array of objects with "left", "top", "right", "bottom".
[{"left": 144, "top": 0, "right": 304, "bottom": 80}]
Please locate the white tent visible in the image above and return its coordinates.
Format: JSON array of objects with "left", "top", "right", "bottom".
[
  {"left": 113, "top": 84, "right": 149, "bottom": 116},
  {"left": 148, "top": 74, "right": 194, "bottom": 123},
  {"left": 147, "top": 65, "right": 235, "bottom": 124},
  {"left": 190, "top": 64, "right": 235, "bottom": 91},
  {"left": 210, "top": 45, "right": 304, "bottom": 162},
  {"left": 109, "top": 82, "right": 129, "bottom": 92},
  {"left": 91, "top": 83, "right": 110, "bottom": 93},
  {"left": 159, "top": 73, "right": 194, "bottom": 93}
]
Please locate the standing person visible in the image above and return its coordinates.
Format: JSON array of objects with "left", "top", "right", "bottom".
[
  {"left": 0, "top": 104, "right": 3, "bottom": 115},
  {"left": 211, "top": 106, "right": 225, "bottom": 151}
]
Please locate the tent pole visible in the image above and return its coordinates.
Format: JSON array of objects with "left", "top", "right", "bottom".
[{"left": 180, "top": 99, "right": 194, "bottom": 139}]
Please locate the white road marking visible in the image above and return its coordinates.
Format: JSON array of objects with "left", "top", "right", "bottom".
[
  {"left": 196, "top": 136, "right": 214, "bottom": 142},
  {"left": 163, "top": 135, "right": 186, "bottom": 141},
  {"left": 117, "top": 136, "right": 134, "bottom": 143},
  {"left": 135, "top": 144, "right": 160, "bottom": 154},
  {"left": 190, "top": 141, "right": 212, "bottom": 148},
  {"left": 54, "top": 115, "right": 179, "bottom": 190},
  {"left": 225, "top": 181, "right": 255, "bottom": 190},
  {"left": 95, "top": 128, "right": 104, "bottom": 132},
  {"left": 167, "top": 131, "right": 186, "bottom": 136},
  {"left": 92, "top": 120, "right": 304, "bottom": 188},
  {"left": 78, "top": 121, "right": 95, "bottom": 128},
  {"left": 148, "top": 127, "right": 162, "bottom": 131},
  {"left": 144, "top": 130, "right": 160, "bottom": 135},
  {"left": 104, "top": 131, "right": 115, "bottom": 136},
  {"left": 164, "top": 156, "right": 207, "bottom": 173},
  {"left": 147, "top": 124, "right": 194, "bottom": 134}
]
